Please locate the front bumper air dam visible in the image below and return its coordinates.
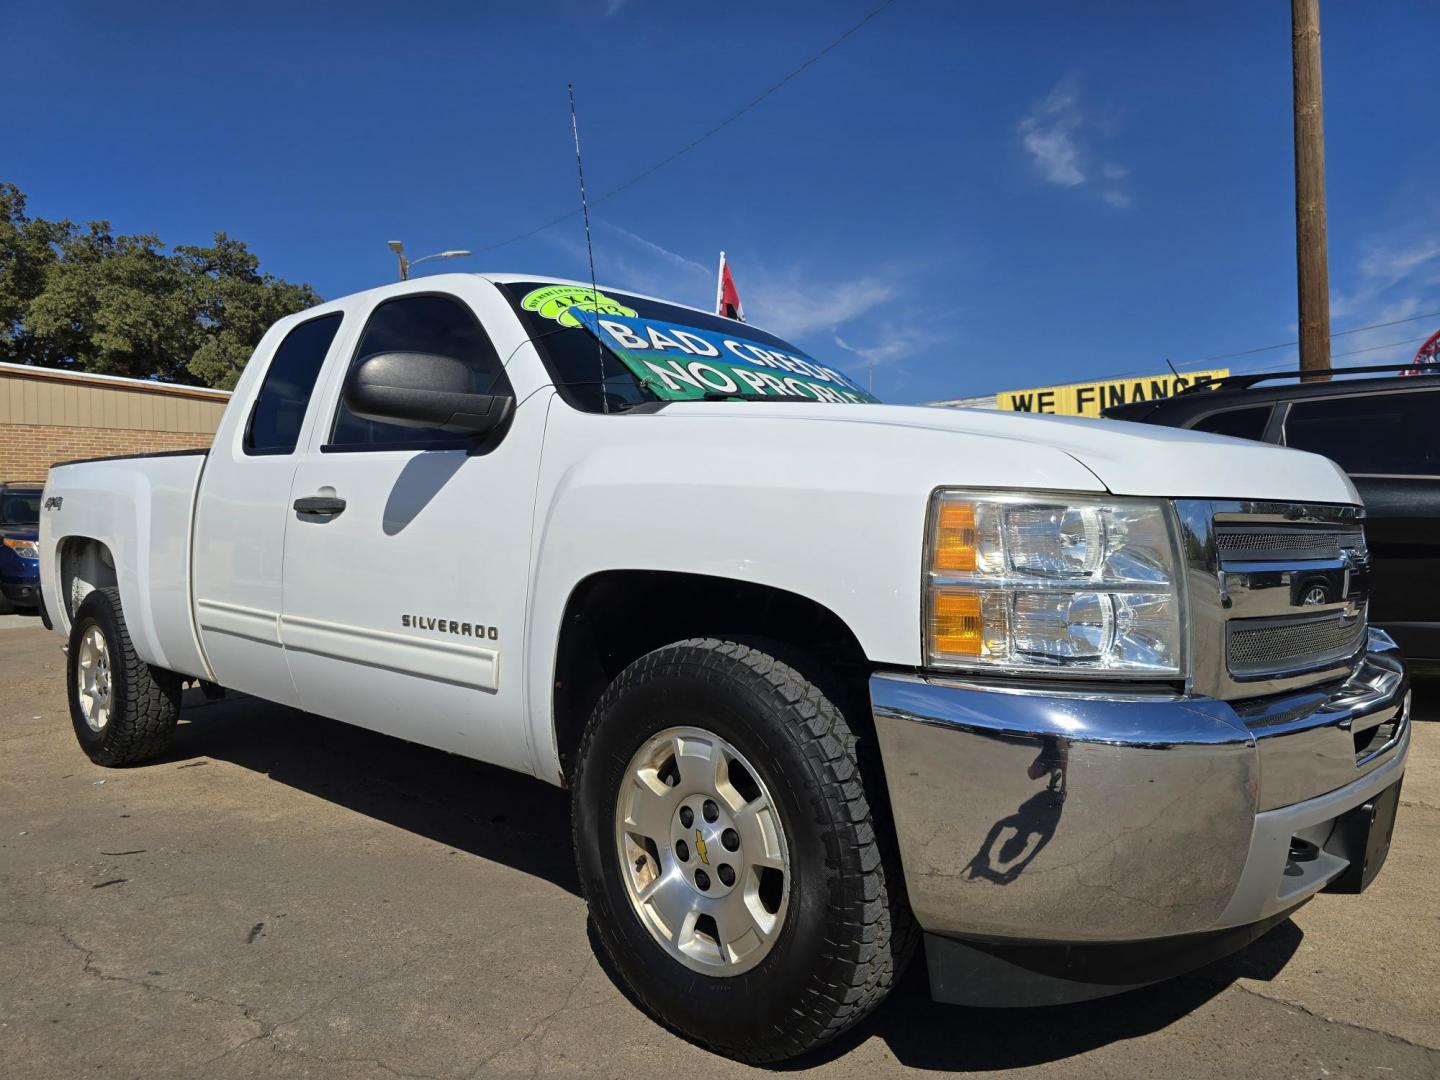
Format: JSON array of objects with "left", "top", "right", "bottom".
[
  {"left": 871, "top": 630, "right": 1409, "bottom": 1006},
  {"left": 1, "top": 580, "right": 39, "bottom": 606}
]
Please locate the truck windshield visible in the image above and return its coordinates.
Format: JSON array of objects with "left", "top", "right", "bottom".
[
  {"left": 1, "top": 490, "right": 41, "bottom": 525},
  {"left": 497, "top": 280, "right": 878, "bottom": 413}
]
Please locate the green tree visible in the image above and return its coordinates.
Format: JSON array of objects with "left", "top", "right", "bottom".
[
  {"left": 0, "top": 181, "right": 320, "bottom": 389},
  {"left": 0, "top": 182, "right": 67, "bottom": 367},
  {"left": 177, "top": 234, "right": 321, "bottom": 390}
]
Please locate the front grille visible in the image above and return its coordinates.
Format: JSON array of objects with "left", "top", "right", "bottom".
[
  {"left": 1227, "top": 610, "right": 1367, "bottom": 678},
  {"left": 1215, "top": 525, "right": 1366, "bottom": 563}
]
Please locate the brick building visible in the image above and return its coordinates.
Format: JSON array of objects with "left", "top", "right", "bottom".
[{"left": 0, "top": 362, "right": 228, "bottom": 480}]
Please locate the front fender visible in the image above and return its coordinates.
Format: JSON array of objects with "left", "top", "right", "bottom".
[{"left": 521, "top": 399, "right": 1107, "bottom": 782}]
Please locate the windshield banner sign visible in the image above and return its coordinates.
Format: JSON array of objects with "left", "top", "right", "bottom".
[{"left": 568, "top": 308, "right": 878, "bottom": 403}]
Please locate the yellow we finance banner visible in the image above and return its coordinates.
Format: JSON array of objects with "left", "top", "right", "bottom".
[{"left": 996, "top": 369, "right": 1230, "bottom": 418}]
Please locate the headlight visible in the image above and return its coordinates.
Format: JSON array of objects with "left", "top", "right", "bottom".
[
  {"left": 3, "top": 538, "right": 39, "bottom": 561},
  {"left": 925, "top": 491, "right": 1185, "bottom": 676}
]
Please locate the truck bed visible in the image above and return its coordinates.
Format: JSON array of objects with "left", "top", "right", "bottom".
[{"left": 41, "top": 451, "right": 212, "bottom": 681}]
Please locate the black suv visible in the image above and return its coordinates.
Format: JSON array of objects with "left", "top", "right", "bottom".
[{"left": 1105, "top": 364, "right": 1439, "bottom": 669}]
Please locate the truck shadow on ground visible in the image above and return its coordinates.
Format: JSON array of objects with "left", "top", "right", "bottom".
[
  {"left": 161, "top": 689, "right": 580, "bottom": 894},
  {"left": 796, "top": 920, "right": 1303, "bottom": 1070},
  {"left": 163, "top": 689, "right": 1304, "bottom": 1073}
]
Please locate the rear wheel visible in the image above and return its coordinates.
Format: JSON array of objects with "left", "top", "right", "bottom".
[
  {"left": 66, "top": 587, "right": 180, "bottom": 766},
  {"left": 572, "top": 638, "right": 913, "bottom": 1062}
]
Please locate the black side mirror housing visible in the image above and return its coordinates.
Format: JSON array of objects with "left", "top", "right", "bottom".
[{"left": 343, "top": 352, "right": 513, "bottom": 437}]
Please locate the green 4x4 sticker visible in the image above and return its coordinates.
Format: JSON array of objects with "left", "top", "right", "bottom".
[{"left": 521, "top": 285, "right": 636, "bottom": 328}]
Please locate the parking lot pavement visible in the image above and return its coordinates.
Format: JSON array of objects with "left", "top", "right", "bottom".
[
  {"left": 0, "top": 609, "right": 42, "bottom": 631},
  {"left": 1, "top": 624, "right": 1436, "bottom": 1080}
]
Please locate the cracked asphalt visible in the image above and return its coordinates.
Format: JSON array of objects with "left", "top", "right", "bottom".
[{"left": 2, "top": 618, "right": 1437, "bottom": 1079}]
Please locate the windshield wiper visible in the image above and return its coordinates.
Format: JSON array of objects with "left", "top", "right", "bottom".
[{"left": 701, "top": 391, "right": 816, "bottom": 403}]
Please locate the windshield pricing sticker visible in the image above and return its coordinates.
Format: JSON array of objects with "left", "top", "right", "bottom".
[
  {"left": 567, "top": 308, "right": 877, "bottom": 403},
  {"left": 521, "top": 285, "right": 636, "bottom": 327}
]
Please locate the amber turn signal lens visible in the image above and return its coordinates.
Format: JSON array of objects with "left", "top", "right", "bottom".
[
  {"left": 932, "top": 589, "right": 983, "bottom": 657},
  {"left": 933, "top": 501, "right": 977, "bottom": 573}
]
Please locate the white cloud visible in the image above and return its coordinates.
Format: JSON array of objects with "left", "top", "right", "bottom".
[
  {"left": 539, "top": 222, "right": 711, "bottom": 307},
  {"left": 1018, "top": 82, "right": 1086, "bottom": 186},
  {"left": 745, "top": 273, "right": 897, "bottom": 338},
  {"left": 540, "top": 222, "right": 903, "bottom": 339},
  {"left": 601, "top": 222, "right": 711, "bottom": 278},
  {"left": 1313, "top": 225, "right": 1440, "bottom": 367},
  {"left": 1331, "top": 230, "right": 1440, "bottom": 321},
  {"left": 1333, "top": 297, "right": 1428, "bottom": 361},
  {"left": 1356, "top": 238, "right": 1440, "bottom": 290},
  {"left": 834, "top": 323, "right": 942, "bottom": 370},
  {"left": 603, "top": 0, "right": 631, "bottom": 15},
  {"left": 1018, "top": 78, "right": 1132, "bottom": 209}
]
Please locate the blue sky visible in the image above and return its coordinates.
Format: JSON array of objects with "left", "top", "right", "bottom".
[{"left": 6, "top": 1, "right": 1439, "bottom": 403}]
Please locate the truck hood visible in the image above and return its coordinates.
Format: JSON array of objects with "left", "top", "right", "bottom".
[{"left": 659, "top": 402, "right": 1359, "bottom": 504}]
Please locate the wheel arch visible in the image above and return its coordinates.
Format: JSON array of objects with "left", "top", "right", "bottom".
[
  {"left": 57, "top": 535, "right": 121, "bottom": 627},
  {"left": 548, "top": 569, "right": 874, "bottom": 785}
]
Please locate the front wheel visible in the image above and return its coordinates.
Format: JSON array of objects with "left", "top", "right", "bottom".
[
  {"left": 572, "top": 638, "right": 913, "bottom": 1062},
  {"left": 66, "top": 587, "right": 180, "bottom": 766}
]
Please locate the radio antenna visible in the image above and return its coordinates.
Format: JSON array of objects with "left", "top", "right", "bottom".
[{"left": 568, "top": 83, "right": 608, "bottom": 414}]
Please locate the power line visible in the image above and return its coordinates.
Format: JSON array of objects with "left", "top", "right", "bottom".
[
  {"left": 1086, "top": 307, "right": 1440, "bottom": 385},
  {"left": 472, "top": 0, "right": 898, "bottom": 255},
  {"left": 1229, "top": 331, "right": 1431, "bottom": 371},
  {"left": 1175, "top": 307, "right": 1440, "bottom": 367}
]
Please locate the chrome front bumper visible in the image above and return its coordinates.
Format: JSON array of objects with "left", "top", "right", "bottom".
[{"left": 872, "top": 629, "right": 1410, "bottom": 945}]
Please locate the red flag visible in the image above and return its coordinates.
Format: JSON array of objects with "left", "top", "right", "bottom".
[{"left": 716, "top": 251, "right": 744, "bottom": 322}]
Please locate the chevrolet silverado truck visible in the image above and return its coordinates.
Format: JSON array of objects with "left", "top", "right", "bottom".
[{"left": 38, "top": 274, "right": 1410, "bottom": 1062}]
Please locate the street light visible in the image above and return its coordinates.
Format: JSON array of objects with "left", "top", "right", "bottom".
[{"left": 386, "top": 240, "right": 472, "bottom": 281}]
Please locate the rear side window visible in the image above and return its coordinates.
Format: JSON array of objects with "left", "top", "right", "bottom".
[
  {"left": 245, "top": 314, "right": 343, "bottom": 455},
  {"left": 1284, "top": 390, "right": 1440, "bottom": 475},
  {"left": 1, "top": 489, "right": 42, "bottom": 525},
  {"left": 329, "top": 294, "right": 511, "bottom": 450},
  {"left": 1190, "top": 405, "right": 1272, "bottom": 442}
]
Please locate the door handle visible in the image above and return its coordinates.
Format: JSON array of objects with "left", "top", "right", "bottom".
[{"left": 293, "top": 495, "right": 347, "bottom": 518}]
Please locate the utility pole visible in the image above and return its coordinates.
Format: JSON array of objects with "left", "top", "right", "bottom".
[{"left": 1292, "top": 0, "right": 1331, "bottom": 380}]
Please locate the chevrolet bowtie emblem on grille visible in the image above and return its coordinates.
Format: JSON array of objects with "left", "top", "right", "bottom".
[
  {"left": 1302, "top": 584, "right": 1330, "bottom": 606},
  {"left": 695, "top": 830, "right": 710, "bottom": 865}
]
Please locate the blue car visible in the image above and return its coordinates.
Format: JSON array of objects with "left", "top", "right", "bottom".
[{"left": 0, "top": 482, "right": 43, "bottom": 610}]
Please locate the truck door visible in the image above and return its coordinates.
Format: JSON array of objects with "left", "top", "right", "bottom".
[
  {"left": 1282, "top": 385, "right": 1440, "bottom": 662},
  {"left": 191, "top": 309, "right": 350, "bottom": 707},
  {"left": 278, "top": 287, "right": 544, "bottom": 774}
]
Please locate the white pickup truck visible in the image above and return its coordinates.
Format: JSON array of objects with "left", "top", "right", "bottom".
[{"left": 39, "top": 274, "right": 1410, "bottom": 1062}]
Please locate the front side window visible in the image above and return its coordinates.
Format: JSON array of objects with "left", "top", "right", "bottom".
[
  {"left": 245, "top": 313, "right": 344, "bottom": 455},
  {"left": 1190, "top": 404, "right": 1272, "bottom": 442},
  {"left": 1284, "top": 390, "right": 1440, "bottom": 475},
  {"left": 329, "top": 294, "right": 512, "bottom": 449}
]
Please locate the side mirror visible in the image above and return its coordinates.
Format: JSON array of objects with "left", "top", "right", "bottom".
[{"left": 343, "top": 352, "right": 513, "bottom": 438}]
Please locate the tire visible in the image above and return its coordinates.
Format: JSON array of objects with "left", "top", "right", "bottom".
[
  {"left": 66, "top": 586, "right": 181, "bottom": 766},
  {"left": 572, "top": 638, "right": 914, "bottom": 1062}
]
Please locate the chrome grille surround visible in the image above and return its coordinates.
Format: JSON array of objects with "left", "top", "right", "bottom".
[{"left": 1175, "top": 500, "right": 1370, "bottom": 700}]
